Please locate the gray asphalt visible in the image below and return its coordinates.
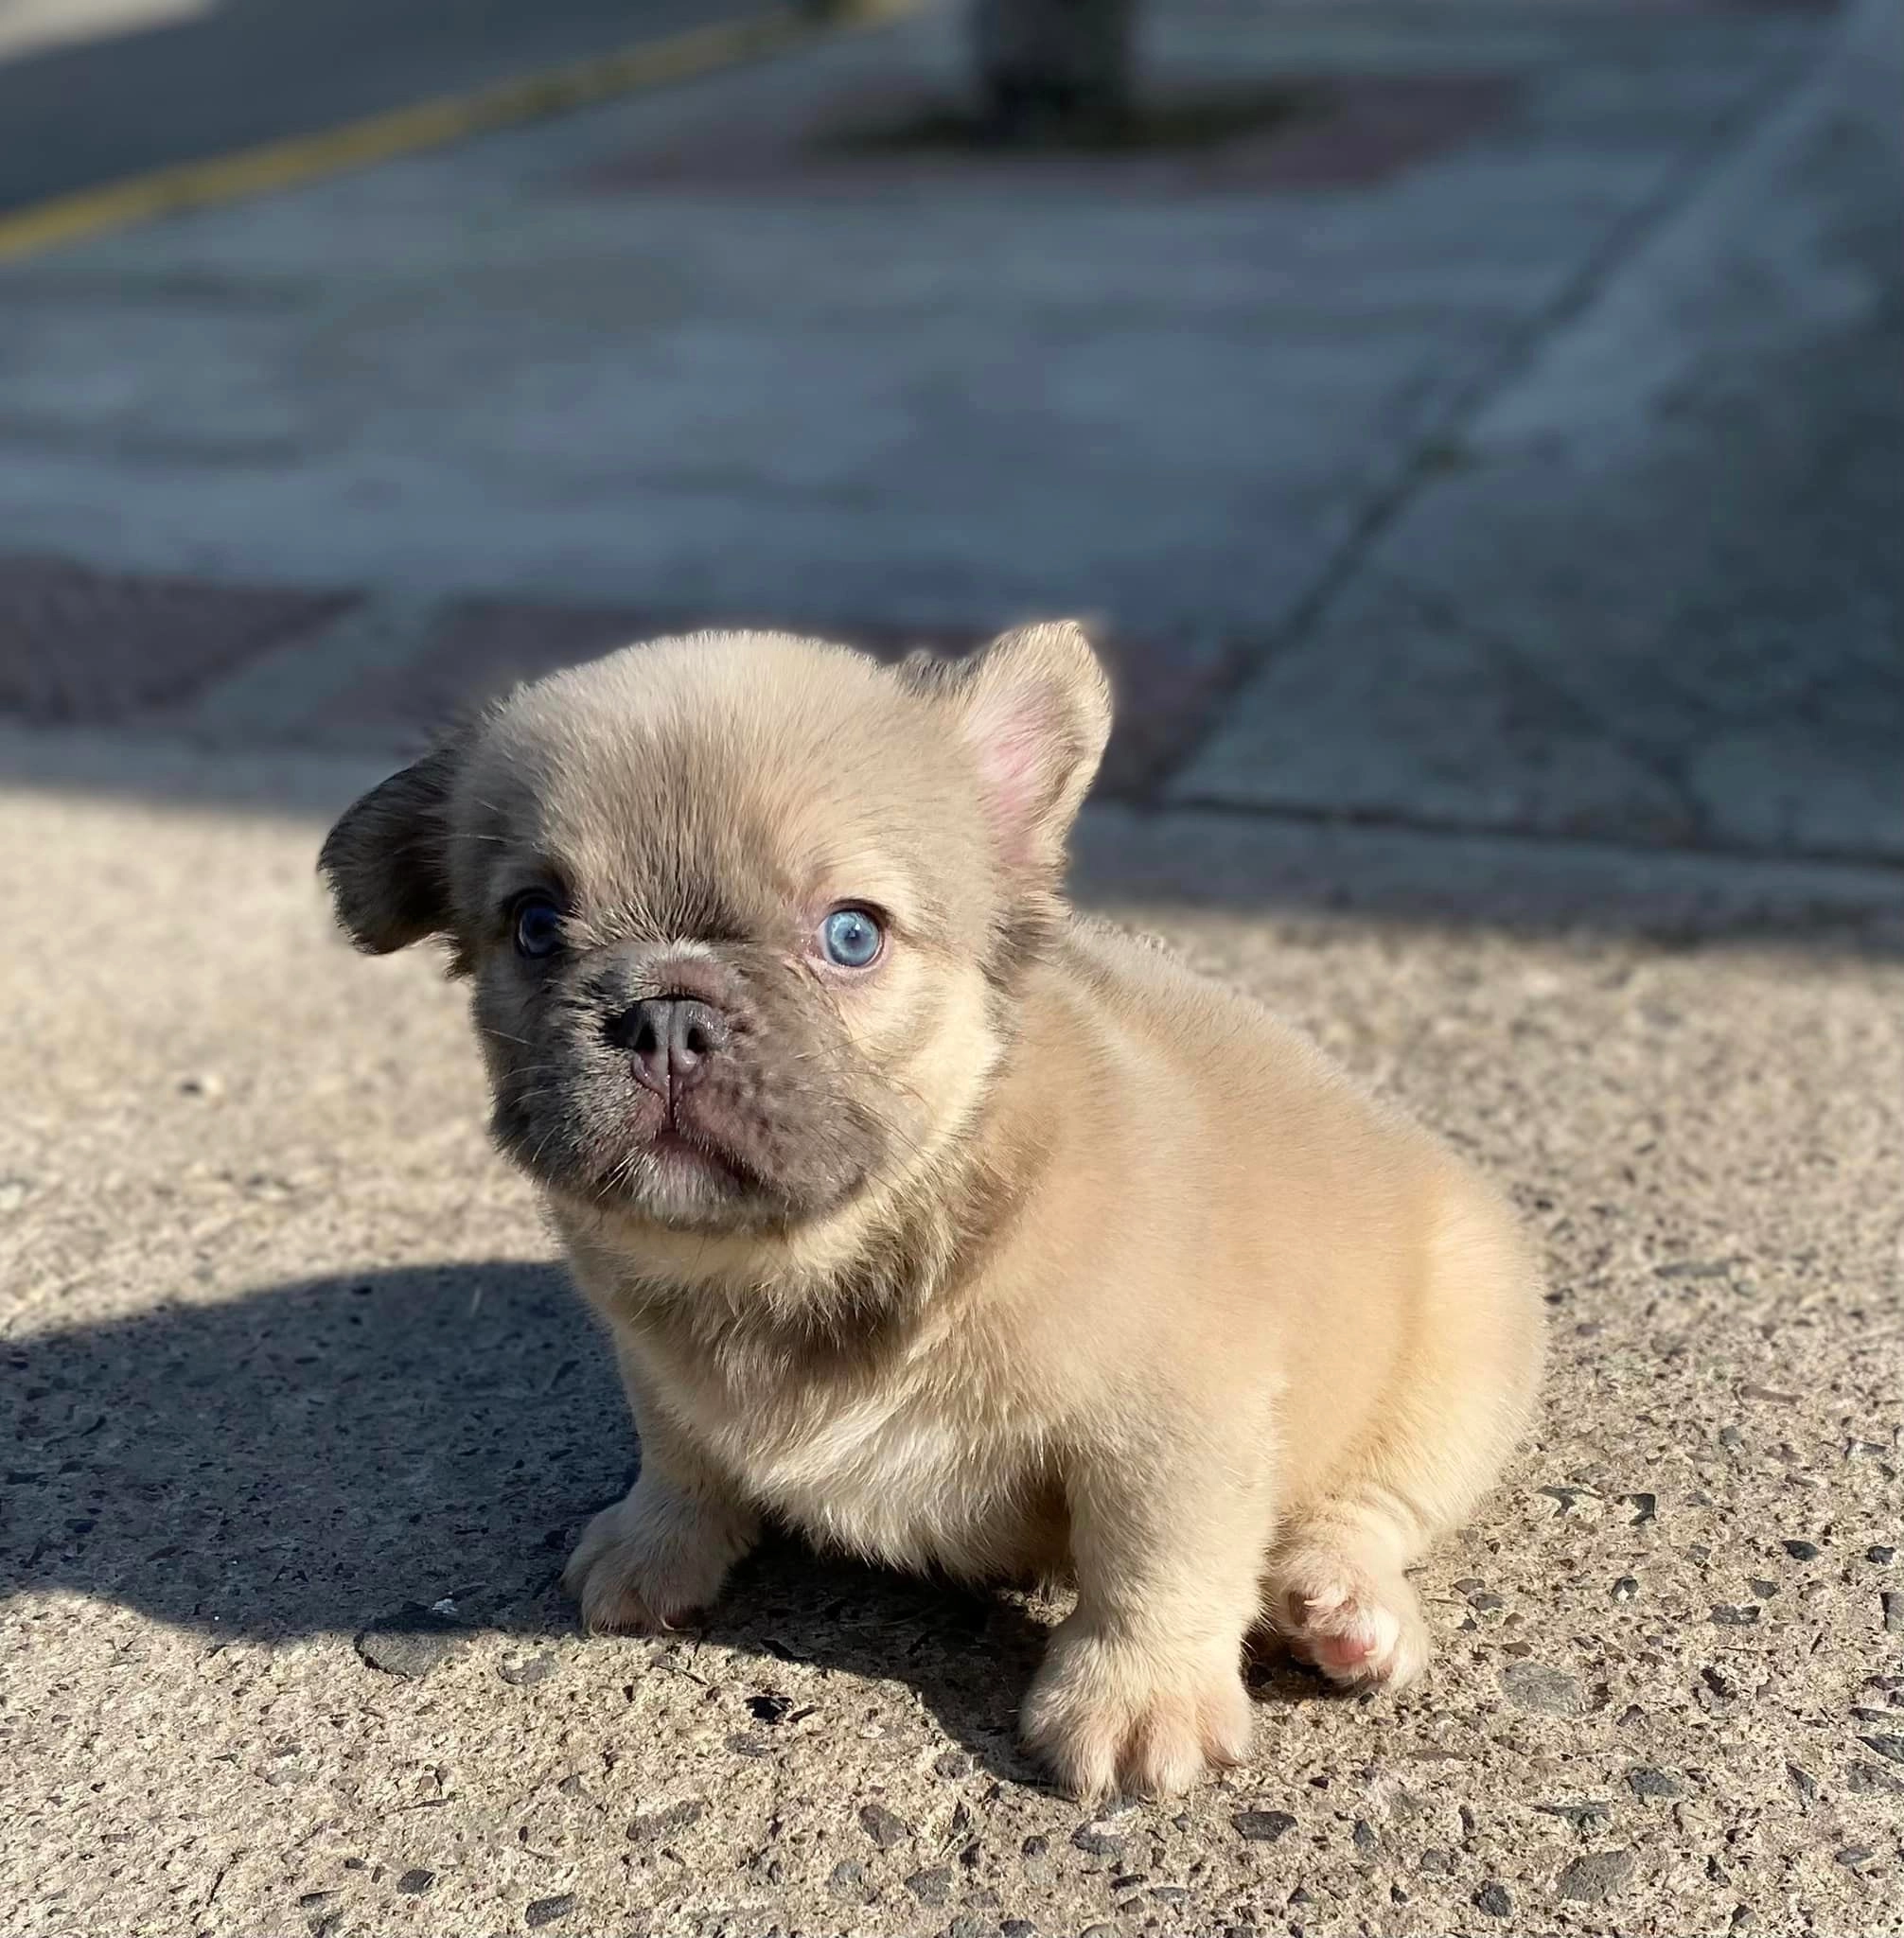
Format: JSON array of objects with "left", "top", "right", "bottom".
[{"left": 0, "top": 0, "right": 767, "bottom": 213}]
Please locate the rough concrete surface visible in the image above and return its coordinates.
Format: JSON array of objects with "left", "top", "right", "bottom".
[
  {"left": 3, "top": 763, "right": 1901, "bottom": 1938},
  {"left": 3, "top": 0, "right": 1902, "bottom": 1931}
]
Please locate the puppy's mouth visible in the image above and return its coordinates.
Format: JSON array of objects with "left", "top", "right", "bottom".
[
  {"left": 644, "top": 1122, "right": 760, "bottom": 1191},
  {"left": 485, "top": 992, "right": 890, "bottom": 1233},
  {"left": 582, "top": 1087, "right": 842, "bottom": 1232}
]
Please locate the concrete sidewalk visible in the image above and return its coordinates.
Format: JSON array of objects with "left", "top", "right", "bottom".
[
  {"left": 3, "top": 1, "right": 1902, "bottom": 1933},
  {"left": 2, "top": 0, "right": 1897, "bottom": 856}
]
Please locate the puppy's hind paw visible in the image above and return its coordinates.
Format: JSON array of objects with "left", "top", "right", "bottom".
[{"left": 1269, "top": 1551, "right": 1432, "bottom": 1692}]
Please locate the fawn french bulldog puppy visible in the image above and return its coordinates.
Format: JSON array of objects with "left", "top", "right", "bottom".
[{"left": 321, "top": 624, "right": 1543, "bottom": 1798}]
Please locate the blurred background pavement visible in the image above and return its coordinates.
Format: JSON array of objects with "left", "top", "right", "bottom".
[{"left": 2, "top": 0, "right": 1898, "bottom": 904}]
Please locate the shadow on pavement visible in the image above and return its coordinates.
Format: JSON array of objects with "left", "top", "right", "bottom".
[{"left": 0, "top": 1257, "right": 1084, "bottom": 1777}]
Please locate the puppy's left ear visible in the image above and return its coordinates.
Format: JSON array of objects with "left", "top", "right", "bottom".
[
  {"left": 943, "top": 621, "right": 1113, "bottom": 881},
  {"left": 319, "top": 735, "right": 466, "bottom": 954}
]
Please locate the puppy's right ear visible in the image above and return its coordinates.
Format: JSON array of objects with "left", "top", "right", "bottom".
[{"left": 319, "top": 736, "right": 465, "bottom": 954}]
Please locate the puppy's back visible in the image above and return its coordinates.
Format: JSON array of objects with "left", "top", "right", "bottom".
[{"left": 1022, "top": 913, "right": 1539, "bottom": 1500}]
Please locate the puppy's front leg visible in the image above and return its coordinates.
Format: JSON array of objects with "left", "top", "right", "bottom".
[
  {"left": 562, "top": 1341, "right": 758, "bottom": 1633},
  {"left": 1023, "top": 1441, "right": 1269, "bottom": 1800}
]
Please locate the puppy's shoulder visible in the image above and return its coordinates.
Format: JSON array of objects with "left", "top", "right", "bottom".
[
  {"left": 1049, "top": 911, "right": 1408, "bottom": 1128},
  {"left": 1053, "top": 909, "right": 1242, "bottom": 1019}
]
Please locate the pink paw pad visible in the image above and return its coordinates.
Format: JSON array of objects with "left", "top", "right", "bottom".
[{"left": 1277, "top": 1570, "right": 1428, "bottom": 1690}]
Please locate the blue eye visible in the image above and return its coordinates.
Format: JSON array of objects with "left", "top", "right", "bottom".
[
  {"left": 819, "top": 907, "right": 883, "bottom": 969},
  {"left": 513, "top": 896, "right": 565, "bottom": 959}
]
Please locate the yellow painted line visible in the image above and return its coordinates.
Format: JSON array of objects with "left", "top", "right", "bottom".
[{"left": 0, "top": 0, "right": 920, "bottom": 264}]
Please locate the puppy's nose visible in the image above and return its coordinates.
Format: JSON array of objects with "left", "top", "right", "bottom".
[{"left": 607, "top": 997, "right": 726, "bottom": 1103}]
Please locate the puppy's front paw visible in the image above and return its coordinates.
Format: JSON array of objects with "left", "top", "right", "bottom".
[
  {"left": 1021, "top": 1625, "right": 1252, "bottom": 1801},
  {"left": 561, "top": 1486, "right": 747, "bottom": 1635},
  {"left": 1269, "top": 1549, "right": 1432, "bottom": 1690}
]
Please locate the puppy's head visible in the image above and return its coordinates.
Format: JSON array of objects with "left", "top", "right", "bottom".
[{"left": 320, "top": 625, "right": 1109, "bottom": 1239}]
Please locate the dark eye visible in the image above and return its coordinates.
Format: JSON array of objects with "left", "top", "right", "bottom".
[
  {"left": 818, "top": 907, "right": 883, "bottom": 969},
  {"left": 513, "top": 895, "right": 565, "bottom": 960}
]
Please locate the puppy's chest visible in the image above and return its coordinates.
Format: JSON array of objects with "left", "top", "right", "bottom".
[{"left": 677, "top": 1365, "right": 1042, "bottom": 1579}]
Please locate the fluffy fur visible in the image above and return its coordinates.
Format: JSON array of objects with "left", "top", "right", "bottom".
[{"left": 321, "top": 623, "right": 1544, "bottom": 1799}]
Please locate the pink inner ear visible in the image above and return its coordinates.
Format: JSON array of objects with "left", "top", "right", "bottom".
[{"left": 966, "top": 686, "right": 1057, "bottom": 872}]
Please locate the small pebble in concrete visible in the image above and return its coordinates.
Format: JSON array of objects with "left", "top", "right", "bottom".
[
  {"left": 1859, "top": 1734, "right": 1904, "bottom": 1765},
  {"left": 1882, "top": 1592, "right": 1904, "bottom": 1634},
  {"left": 395, "top": 1869, "right": 434, "bottom": 1894},
  {"left": 933, "top": 1750, "right": 973, "bottom": 1777},
  {"left": 1499, "top": 1661, "right": 1585, "bottom": 1715},
  {"left": 1474, "top": 1881, "right": 1513, "bottom": 1917},
  {"left": 1000, "top": 1922, "right": 1036, "bottom": 1938},
  {"left": 1710, "top": 1605, "right": 1760, "bottom": 1626},
  {"left": 1534, "top": 1800, "right": 1613, "bottom": 1831},
  {"left": 1748, "top": 1577, "right": 1777, "bottom": 1598},
  {"left": 1700, "top": 1665, "right": 1743, "bottom": 1705},
  {"left": 1071, "top": 1823, "right": 1125, "bottom": 1858},
  {"left": 1627, "top": 1767, "right": 1682, "bottom": 1800},
  {"left": 1539, "top": 1485, "right": 1596, "bottom": 1515},
  {"left": 1418, "top": 1848, "right": 1454, "bottom": 1873},
  {"left": 1231, "top": 1810, "right": 1296, "bottom": 1843},
  {"left": 1611, "top": 1577, "right": 1640, "bottom": 1603},
  {"left": 1786, "top": 1763, "right": 1818, "bottom": 1803},
  {"left": 1782, "top": 1540, "right": 1820, "bottom": 1560},
  {"left": 1558, "top": 1849, "right": 1635, "bottom": 1902},
  {"left": 829, "top": 1860, "right": 864, "bottom": 1894},
  {"left": 524, "top": 1895, "right": 576, "bottom": 1929},
  {"left": 904, "top": 1865, "right": 951, "bottom": 1906},
  {"left": 498, "top": 1653, "right": 557, "bottom": 1686},
  {"left": 628, "top": 1800, "right": 704, "bottom": 1842},
  {"left": 1869, "top": 1545, "right": 1896, "bottom": 1564},
  {"left": 1835, "top": 1847, "right": 1874, "bottom": 1869},
  {"left": 858, "top": 1803, "right": 910, "bottom": 1848}
]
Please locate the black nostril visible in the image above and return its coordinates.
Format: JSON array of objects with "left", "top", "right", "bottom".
[
  {"left": 606, "top": 995, "right": 725, "bottom": 1099},
  {"left": 669, "top": 1000, "right": 724, "bottom": 1079}
]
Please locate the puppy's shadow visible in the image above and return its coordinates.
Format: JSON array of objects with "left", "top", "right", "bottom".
[{"left": 0, "top": 1260, "right": 1049, "bottom": 1779}]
